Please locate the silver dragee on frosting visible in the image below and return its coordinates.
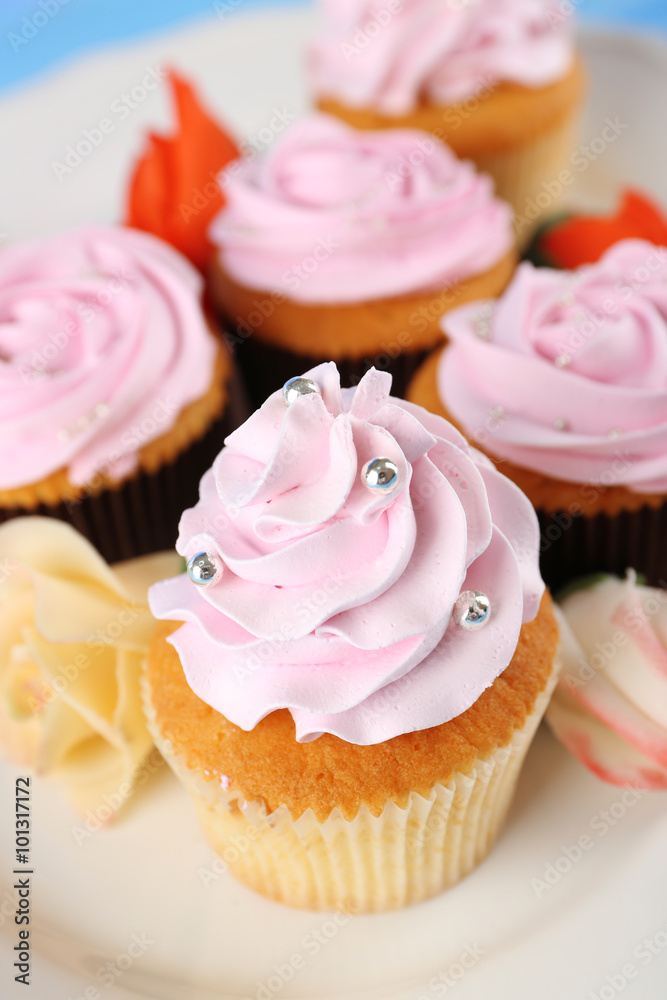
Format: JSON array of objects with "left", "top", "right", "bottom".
[
  {"left": 439, "top": 240, "right": 667, "bottom": 493},
  {"left": 149, "top": 363, "right": 544, "bottom": 745}
]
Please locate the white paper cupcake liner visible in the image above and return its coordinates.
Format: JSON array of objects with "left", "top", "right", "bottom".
[{"left": 143, "top": 656, "right": 560, "bottom": 912}]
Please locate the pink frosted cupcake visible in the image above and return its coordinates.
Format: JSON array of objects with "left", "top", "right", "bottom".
[
  {"left": 408, "top": 239, "right": 667, "bottom": 590},
  {"left": 0, "top": 225, "right": 243, "bottom": 562},
  {"left": 145, "top": 363, "right": 559, "bottom": 911},
  {"left": 309, "top": 0, "right": 585, "bottom": 231},
  {"left": 208, "top": 112, "right": 516, "bottom": 405}
]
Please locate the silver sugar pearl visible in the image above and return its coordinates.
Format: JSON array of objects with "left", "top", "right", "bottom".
[
  {"left": 283, "top": 376, "right": 320, "bottom": 406},
  {"left": 362, "top": 457, "right": 400, "bottom": 492},
  {"left": 555, "top": 354, "right": 572, "bottom": 368},
  {"left": 454, "top": 590, "right": 491, "bottom": 630},
  {"left": 608, "top": 427, "right": 622, "bottom": 440},
  {"left": 489, "top": 405, "right": 505, "bottom": 423},
  {"left": 554, "top": 417, "right": 569, "bottom": 431},
  {"left": 187, "top": 551, "right": 222, "bottom": 587}
]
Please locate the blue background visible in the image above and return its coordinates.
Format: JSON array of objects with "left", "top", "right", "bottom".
[{"left": 1, "top": 0, "right": 666, "bottom": 93}]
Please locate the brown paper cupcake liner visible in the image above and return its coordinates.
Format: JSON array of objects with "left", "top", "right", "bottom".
[
  {"left": 143, "top": 657, "right": 560, "bottom": 912},
  {"left": 0, "top": 371, "right": 249, "bottom": 564},
  {"left": 230, "top": 331, "right": 430, "bottom": 408},
  {"left": 538, "top": 501, "right": 667, "bottom": 592}
]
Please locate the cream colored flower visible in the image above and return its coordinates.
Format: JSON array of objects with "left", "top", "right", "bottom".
[
  {"left": 547, "top": 571, "right": 667, "bottom": 789},
  {"left": 0, "top": 517, "right": 182, "bottom": 819}
]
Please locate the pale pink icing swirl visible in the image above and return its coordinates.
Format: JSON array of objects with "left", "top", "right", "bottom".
[
  {"left": 309, "top": 0, "right": 574, "bottom": 115},
  {"left": 0, "top": 226, "right": 217, "bottom": 489},
  {"left": 149, "top": 363, "right": 544, "bottom": 745},
  {"left": 547, "top": 573, "right": 667, "bottom": 790},
  {"left": 209, "top": 113, "right": 513, "bottom": 304},
  {"left": 439, "top": 240, "right": 667, "bottom": 493}
]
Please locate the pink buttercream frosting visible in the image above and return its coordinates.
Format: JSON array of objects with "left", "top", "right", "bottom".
[
  {"left": 439, "top": 240, "right": 667, "bottom": 493},
  {"left": 209, "top": 113, "right": 513, "bottom": 304},
  {"left": 149, "top": 363, "right": 544, "bottom": 745},
  {"left": 0, "top": 225, "right": 217, "bottom": 489},
  {"left": 547, "top": 572, "right": 667, "bottom": 790},
  {"left": 309, "top": 0, "right": 574, "bottom": 115}
]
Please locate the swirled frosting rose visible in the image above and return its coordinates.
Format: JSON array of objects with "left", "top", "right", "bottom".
[
  {"left": 0, "top": 225, "right": 217, "bottom": 490},
  {"left": 149, "top": 363, "right": 544, "bottom": 744},
  {"left": 439, "top": 240, "right": 667, "bottom": 492},
  {"left": 309, "top": 0, "right": 574, "bottom": 115},
  {"left": 547, "top": 572, "right": 667, "bottom": 790},
  {"left": 209, "top": 113, "right": 513, "bottom": 303},
  {"left": 0, "top": 517, "right": 182, "bottom": 818}
]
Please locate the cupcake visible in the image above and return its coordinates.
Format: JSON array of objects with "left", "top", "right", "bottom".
[
  {"left": 146, "top": 363, "right": 559, "bottom": 912},
  {"left": 208, "top": 113, "right": 516, "bottom": 406},
  {"left": 0, "top": 225, "right": 246, "bottom": 563},
  {"left": 309, "top": 0, "right": 585, "bottom": 232},
  {"left": 407, "top": 239, "right": 667, "bottom": 590},
  {"left": 547, "top": 571, "right": 667, "bottom": 790}
]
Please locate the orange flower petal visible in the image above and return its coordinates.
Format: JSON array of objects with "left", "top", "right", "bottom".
[
  {"left": 540, "top": 188, "right": 667, "bottom": 269},
  {"left": 125, "top": 69, "right": 239, "bottom": 272}
]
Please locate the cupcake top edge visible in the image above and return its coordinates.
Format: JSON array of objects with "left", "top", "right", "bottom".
[
  {"left": 209, "top": 112, "right": 514, "bottom": 304},
  {"left": 0, "top": 224, "right": 218, "bottom": 491},
  {"left": 438, "top": 239, "right": 667, "bottom": 494},
  {"left": 308, "top": 0, "right": 576, "bottom": 115},
  {"left": 149, "top": 361, "right": 545, "bottom": 746}
]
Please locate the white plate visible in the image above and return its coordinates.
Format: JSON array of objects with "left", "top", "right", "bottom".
[{"left": 2, "top": 9, "right": 667, "bottom": 1000}]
